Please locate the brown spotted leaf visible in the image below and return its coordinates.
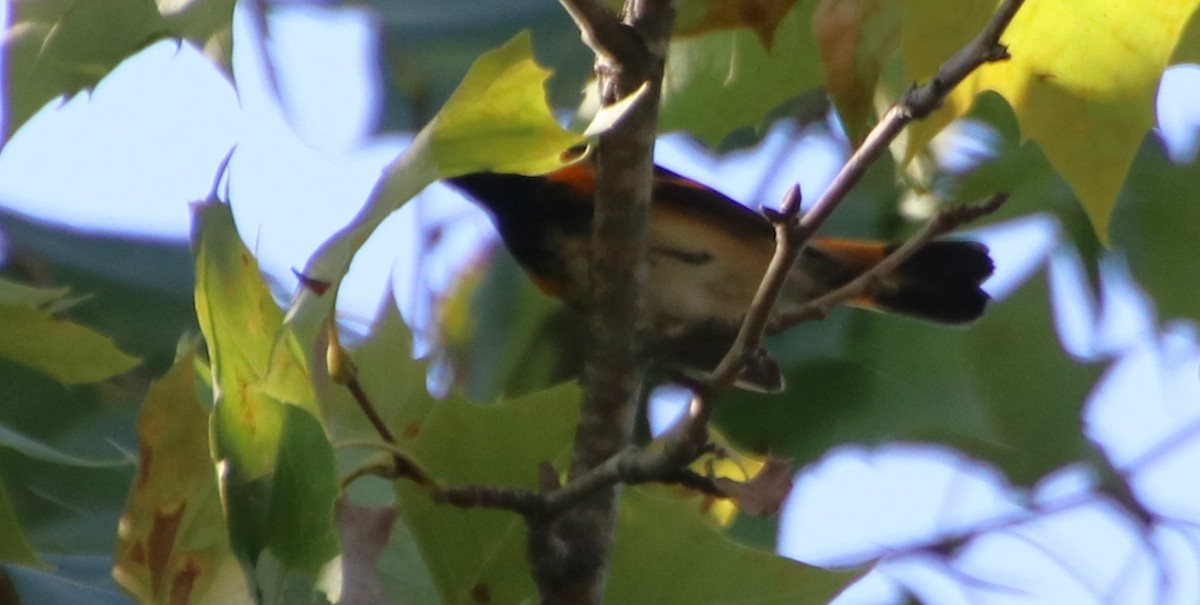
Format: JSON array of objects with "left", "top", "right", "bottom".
[{"left": 113, "top": 350, "right": 254, "bottom": 605}]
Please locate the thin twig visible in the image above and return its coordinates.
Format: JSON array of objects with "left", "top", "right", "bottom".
[
  {"left": 338, "top": 441, "right": 543, "bottom": 515},
  {"left": 668, "top": 0, "right": 1024, "bottom": 459}
]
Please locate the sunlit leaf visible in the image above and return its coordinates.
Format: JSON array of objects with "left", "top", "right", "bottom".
[
  {"left": 902, "top": 0, "right": 1200, "bottom": 240},
  {"left": 113, "top": 350, "right": 254, "bottom": 605},
  {"left": 2, "top": 0, "right": 235, "bottom": 141},
  {"left": 0, "top": 281, "right": 139, "bottom": 384},
  {"left": 192, "top": 201, "right": 340, "bottom": 588},
  {"left": 287, "top": 31, "right": 597, "bottom": 346},
  {"left": 813, "top": 0, "right": 901, "bottom": 144},
  {"left": 657, "top": 1, "right": 824, "bottom": 146},
  {"left": 428, "top": 31, "right": 586, "bottom": 176}
]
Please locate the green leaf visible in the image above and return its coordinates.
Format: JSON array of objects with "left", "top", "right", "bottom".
[
  {"left": 1110, "top": 138, "right": 1200, "bottom": 325},
  {"left": 2, "top": 0, "right": 236, "bottom": 141},
  {"left": 656, "top": 1, "right": 824, "bottom": 146},
  {"left": 0, "top": 478, "right": 39, "bottom": 565},
  {"left": 902, "top": 0, "right": 1200, "bottom": 240},
  {"left": 322, "top": 294, "right": 571, "bottom": 603},
  {"left": 332, "top": 296, "right": 854, "bottom": 603},
  {"left": 0, "top": 296, "right": 140, "bottom": 385},
  {"left": 0, "top": 209, "right": 197, "bottom": 373},
  {"left": 608, "top": 489, "right": 854, "bottom": 604},
  {"left": 113, "top": 350, "right": 254, "bottom": 605},
  {"left": 192, "top": 201, "right": 340, "bottom": 587},
  {"left": 0, "top": 278, "right": 69, "bottom": 307}
]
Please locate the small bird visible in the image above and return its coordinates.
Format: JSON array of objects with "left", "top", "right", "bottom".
[{"left": 447, "top": 162, "right": 993, "bottom": 392}]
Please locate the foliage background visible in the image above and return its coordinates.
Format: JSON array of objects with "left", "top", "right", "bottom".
[{"left": 0, "top": 0, "right": 1198, "bottom": 603}]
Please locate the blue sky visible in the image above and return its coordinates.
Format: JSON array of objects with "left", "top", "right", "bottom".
[{"left": 2, "top": 2, "right": 1200, "bottom": 603}]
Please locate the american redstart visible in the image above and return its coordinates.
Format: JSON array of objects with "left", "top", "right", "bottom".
[{"left": 447, "top": 162, "right": 993, "bottom": 392}]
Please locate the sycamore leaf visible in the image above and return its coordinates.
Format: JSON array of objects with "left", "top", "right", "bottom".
[
  {"left": 607, "top": 489, "right": 854, "bottom": 604},
  {"left": 675, "top": 0, "right": 801, "bottom": 48},
  {"left": 0, "top": 277, "right": 138, "bottom": 384},
  {"left": 329, "top": 296, "right": 577, "bottom": 603},
  {"left": 902, "top": 0, "right": 1200, "bottom": 240},
  {"left": 192, "top": 201, "right": 340, "bottom": 590},
  {"left": 813, "top": 0, "right": 901, "bottom": 144},
  {"left": 657, "top": 1, "right": 824, "bottom": 146},
  {"left": 113, "top": 350, "right": 254, "bottom": 605},
  {"left": 285, "top": 31, "right": 624, "bottom": 346},
  {"left": 326, "top": 294, "right": 854, "bottom": 604},
  {"left": 2, "top": 0, "right": 236, "bottom": 141},
  {"left": 427, "top": 32, "right": 587, "bottom": 176}
]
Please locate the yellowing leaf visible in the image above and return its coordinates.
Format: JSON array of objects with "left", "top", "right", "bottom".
[
  {"left": 0, "top": 277, "right": 139, "bottom": 384},
  {"left": 675, "top": 0, "right": 801, "bottom": 48},
  {"left": 114, "top": 351, "right": 254, "bottom": 605},
  {"left": 813, "top": 0, "right": 901, "bottom": 144},
  {"left": 287, "top": 31, "right": 595, "bottom": 345},
  {"left": 429, "top": 32, "right": 585, "bottom": 177},
  {"left": 902, "top": 0, "right": 1200, "bottom": 240},
  {"left": 192, "top": 201, "right": 340, "bottom": 583}
]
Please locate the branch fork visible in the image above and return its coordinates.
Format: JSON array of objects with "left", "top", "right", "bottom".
[{"left": 339, "top": 0, "right": 1027, "bottom": 602}]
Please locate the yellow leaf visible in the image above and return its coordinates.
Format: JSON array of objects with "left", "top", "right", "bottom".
[
  {"left": 903, "top": 0, "right": 1200, "bottom": 240},
  {"left": 429, "top": 32, "right": 586, "bottom": 177}
]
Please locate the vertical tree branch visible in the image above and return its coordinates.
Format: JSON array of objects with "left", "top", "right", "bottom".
[{"left": 530, "top": 1, "right": 675, "bottom": 603}]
